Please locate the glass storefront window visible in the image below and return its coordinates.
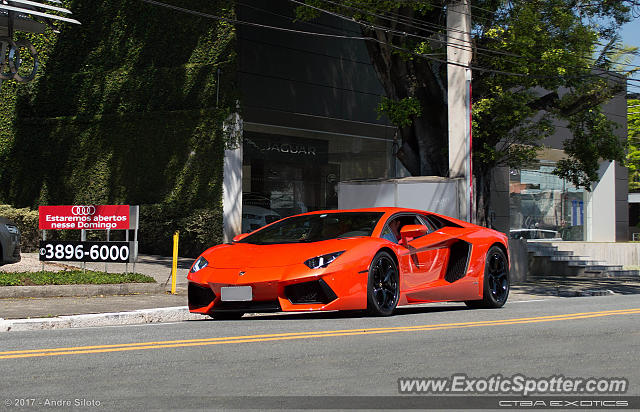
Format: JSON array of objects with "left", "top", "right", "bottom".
[
  {"left": 241, "top": 131, "right": 393, "bottom": 232},
  {"left": 509, "top": 163, "right": 587, "bottom": 241}
]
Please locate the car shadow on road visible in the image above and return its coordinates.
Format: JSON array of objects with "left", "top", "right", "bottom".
[{"left": 188, "top": 305, "right": 470, "bottom": 322}]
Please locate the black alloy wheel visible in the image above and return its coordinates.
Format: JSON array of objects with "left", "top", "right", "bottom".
[
  {"left": 367, "top": 251, "right": 400, "bottom": 316},
  {"left": 465, "top": 245, "right": 509, "bottom": 309}
]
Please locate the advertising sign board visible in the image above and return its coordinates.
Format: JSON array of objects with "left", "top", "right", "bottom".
[
  {"left": 39, "top": 240, "right": 136, "bottom": 263},
  {"left": 39, "top": 205, "right": 130, "bottom": 230}
]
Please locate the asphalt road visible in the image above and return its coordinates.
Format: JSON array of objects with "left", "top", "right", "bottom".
[{"left": 1, "top": 295, "right": 639, "bottom": 410}]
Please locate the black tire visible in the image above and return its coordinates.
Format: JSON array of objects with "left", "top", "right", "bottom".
[
  {"left": 367, "top": 251, "right": 400, "bottom": 316},
  {"left": 465, "top": 245, "right": 509, "bottom": 309},
  {"left": 209, "top": 312, "right": 245, "bottom": 320}
]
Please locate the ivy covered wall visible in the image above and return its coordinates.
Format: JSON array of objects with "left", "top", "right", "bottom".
[{"left": 0, "top": 1, "right": 237, "bottom": 255}]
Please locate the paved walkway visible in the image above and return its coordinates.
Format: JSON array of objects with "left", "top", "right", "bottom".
[
  {"left": 1, "top": 252, "right": 193, "bottom": 320},
  {"left": 1, "top": 252, "right": 193, "bottom": 285}
]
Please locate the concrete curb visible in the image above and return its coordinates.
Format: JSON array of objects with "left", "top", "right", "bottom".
[
  {"left": 0, "top": 283, "right": 166, "bottom": 299},
  {"left": 0, "top": 306, "right": 204, "bottom": 332}
]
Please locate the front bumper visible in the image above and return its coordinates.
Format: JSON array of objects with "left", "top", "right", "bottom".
[{"left": 187, "top": 264, "right": 367, "bottom": 314}]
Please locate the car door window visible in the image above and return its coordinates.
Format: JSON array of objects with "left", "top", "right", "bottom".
[
  {"left": 417, "top": 215, "right": 436, "bottom": 234},
  {"left": 381, "top": 214, "right": 429, "bottom": 244}
]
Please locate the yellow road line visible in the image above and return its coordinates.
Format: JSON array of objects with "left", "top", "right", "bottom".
[
  {"left": 1, "top": 307, "right": 636, "bottom": 355},
  {"left": 1, "top": 308, "right": 639, "bottom": 360}
]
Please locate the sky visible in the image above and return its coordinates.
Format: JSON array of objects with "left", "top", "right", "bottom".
[{"left": 620, "top": 17, "right": 640, "bottom": 95}]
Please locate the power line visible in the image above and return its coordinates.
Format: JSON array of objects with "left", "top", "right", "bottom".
[
  {"left": 238, "top": 1, "right": 362, "bottom": 37},
  {"left": 288, "top": 0, "right": 477, "bottom": 55},
  {"left": 140, "top": 0, "right": 526, "bottom": 76},
  {"left": 319, "top": 0, "right": 476, "bottom": 39},
  {"left": 290, "top": 0, "right": 590, "bottom": 76},
  {"left": 141, "top": 0, "right": 373, "bottom": 40},
  {"left": 291, "top": 0, "right": 640, "bottom": 83},
  {"left": 312, "top": 0, "right": 507, "bottom": 56},
  {"left": 329, "top": 0, "right": 640, "bottom": 76},
  {"left": 141, "top": 0, "right": 640, "bottom": 84}
]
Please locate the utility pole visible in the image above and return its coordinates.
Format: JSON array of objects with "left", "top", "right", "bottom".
[{"left": 447, "top": 0, "right": 473, "bottom": 222}]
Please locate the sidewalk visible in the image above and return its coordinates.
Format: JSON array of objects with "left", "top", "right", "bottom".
[
  {"left": 1, "top": 253, "right": 640, "bottom": 331},
  {"left": 0, "top": 252, "right": 196, "bottom": 329},
  {"left": 0, "top": 252, "right": 194, "bottom": 286}
]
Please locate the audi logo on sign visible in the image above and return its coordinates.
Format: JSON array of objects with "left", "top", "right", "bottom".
[{"left": 71, "top": 205, "right": 96, "bottom": 216}]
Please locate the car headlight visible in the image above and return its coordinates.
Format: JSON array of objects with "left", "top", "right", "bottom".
[
  {"left": 5, "top": 224, "right": 18, "bottom": 235},
  {"left": 190, "top": 256, "right": 209, "bottom": 273},
  {"left": 304, "top": 251, "right": 344, "bottom": 269}
]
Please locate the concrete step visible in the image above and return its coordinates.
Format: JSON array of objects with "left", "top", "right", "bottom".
[
  {"left": 526, "top": 243, "right": 635, "bottom": 278},
  {"left": 556, "top": 260, "right": 606, "bottom": 266},
  {"left": 531, "top": 250, "right": 574, "bottom": 257},
  {"left": 527, "top": 245, "right": 558, "bottom": 251},
  {"left": 608, "top": 270, "right": 640, "bottom": 277},
  {"left": 568, "top": 265, "right": 624, "bottom": 271},
  {"left": 549, "top": 256, "right": 592, "bottom": 262},
  {"left": 549, "top": 250, "right": 575, "bottom": 256}
]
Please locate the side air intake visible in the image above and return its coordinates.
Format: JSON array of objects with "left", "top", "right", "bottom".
[{"left": 444, "top": 241, "right": 471, "bottom": 283}]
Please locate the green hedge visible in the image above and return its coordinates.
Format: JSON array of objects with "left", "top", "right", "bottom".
[
  {"left": 0, "top": 271, "right": 155, "bottom": 286},
  {"left": 139, "top": 203, "right": 223, "bottom": 258}
]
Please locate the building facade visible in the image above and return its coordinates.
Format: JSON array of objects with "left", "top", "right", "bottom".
[
  {"left": 223, "top": 0, "right": 397, "bottom": 240},
  {"left": 492, "top": 84, "right": 629, "bottom": 242},
  {"left": 222, "top": 2, "right": 630, "bottom": 243}
]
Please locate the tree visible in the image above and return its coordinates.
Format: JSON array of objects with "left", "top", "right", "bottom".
[
  {"left": 297, "top": 0, "right": 637, "bottom": 226},
  {"left": 629, "top": 99, "right": 640, "bottom": 192}
]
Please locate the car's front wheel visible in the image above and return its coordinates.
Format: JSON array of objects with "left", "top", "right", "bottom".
[
  {"left": 367, "top": 251, "right": 399, "bottom": 316},
  {"left": 465, "top": 245, "right": 509, "bottom": 309}
]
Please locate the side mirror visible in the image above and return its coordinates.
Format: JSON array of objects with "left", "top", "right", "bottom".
[
  {"left": 232, "top": 233, "right": 249, "bottom": 242},
  {"left": 400, "top": 225, "right": 428, "bottom": 243}
]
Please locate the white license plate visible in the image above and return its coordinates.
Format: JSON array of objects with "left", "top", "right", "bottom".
[{"left": 220, "top": 286, "right": 252, "bottom": 301}]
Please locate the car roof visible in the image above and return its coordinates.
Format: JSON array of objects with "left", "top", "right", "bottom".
[
  {"left": 297, "top": 207, "right": 475, "bottom": 228},
  {"left": 300, "top": 207, "right": 426, "bottom": 215}
]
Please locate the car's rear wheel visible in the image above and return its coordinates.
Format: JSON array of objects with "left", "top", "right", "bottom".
[
  {"left": 465, "top": 245, "right": 509, "bottom": 309},
  {"left": 209, "top": 312, "right": 245, "bottom": 320},
  {"left": 367, "top": 251, "right": 399, "bottom": 316}
]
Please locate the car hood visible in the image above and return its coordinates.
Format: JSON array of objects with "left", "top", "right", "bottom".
[
  {"left": 0, "top": 217, "right": 15, "bottom": 225},
  {"left": 202, "top": 238, "right": 369, "bottom": 268}
]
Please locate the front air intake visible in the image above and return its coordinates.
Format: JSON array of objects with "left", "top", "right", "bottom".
[
  {"left": 285, "top": 279, "right": 338, "bottom": 304},
  {"left": 188, "top": 283, "right": 216, "bottom": 309}
]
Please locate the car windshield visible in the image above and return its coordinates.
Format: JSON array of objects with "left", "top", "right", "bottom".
[{"left": 238, "top": 212, "right": 384, "bottom": 245}]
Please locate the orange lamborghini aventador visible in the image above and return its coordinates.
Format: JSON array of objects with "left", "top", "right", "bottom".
[{"left": 187, "top": 208, "right": 510, "bottom": 319}]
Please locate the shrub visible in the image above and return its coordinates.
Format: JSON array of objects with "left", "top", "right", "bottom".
[
  {"left": 139, "top": 203, "right": 223, "bottom": 258},
  {"left": 0, "top": 271, "right": 154, "bottom": 286}
]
